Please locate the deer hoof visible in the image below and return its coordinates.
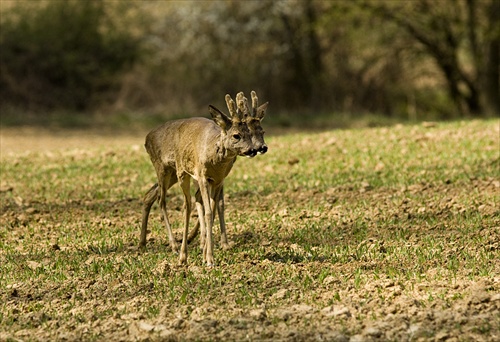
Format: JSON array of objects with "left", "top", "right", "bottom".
[
  {"left": 178, "top": 256, "right": 188, "bottom": 265},
  {"left": 205, "top": 257, "right": 215, "bottom": 267},
  {"left": 221, "top": 241, "right": 235, "bottom": 250},
  {"left": 170, "top": 244, "right": 180, "bottom": 254}
]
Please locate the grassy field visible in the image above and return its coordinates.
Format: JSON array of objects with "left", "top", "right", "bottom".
[{"left": 1, "top": 119, "right": 499, "bottom": 341}]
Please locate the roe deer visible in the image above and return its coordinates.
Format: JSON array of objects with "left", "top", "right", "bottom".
[
  {"left": 187, "top": 91, "right": 268, "bottom": 247},
  {"left": 140, "top": 96, "right": 256, "bottom": 265}
]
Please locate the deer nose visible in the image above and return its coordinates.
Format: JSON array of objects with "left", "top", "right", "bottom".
[
  {"left": 258, "top": 145, "right": 268, "bottom": 154},
  {"left": 245, "top": 148, "right": 257, "bottom": 158}
]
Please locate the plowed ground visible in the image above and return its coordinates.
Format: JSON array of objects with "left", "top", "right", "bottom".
[{"left": 1, "top": 120, "right": 499, "bottom": 341}]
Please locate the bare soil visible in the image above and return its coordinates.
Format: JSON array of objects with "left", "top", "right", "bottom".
[{"left": 1, "top": 125, "right": 499, "bottom": 342}]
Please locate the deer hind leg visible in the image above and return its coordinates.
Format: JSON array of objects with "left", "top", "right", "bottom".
[
  {"left": 178, "top": 174, "right": 191, "bottom": 265},
  {"left": 140, "top": 183, "right": 159, "bottom": 248},
  {"left": 159, "top": 170, "right": 178, "bottom": 253}
]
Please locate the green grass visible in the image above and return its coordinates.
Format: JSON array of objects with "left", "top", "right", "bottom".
[{"left": 0, "top": 119, "right": 499, "bottom": 341}]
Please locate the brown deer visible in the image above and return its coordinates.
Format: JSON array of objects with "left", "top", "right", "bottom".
[{"left": 140, "top": 96, "right": 257, "bottom": 266}]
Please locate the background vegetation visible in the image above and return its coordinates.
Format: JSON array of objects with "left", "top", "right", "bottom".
[{"left": 1, "top": 0, "right": 498, "bottom": 123}]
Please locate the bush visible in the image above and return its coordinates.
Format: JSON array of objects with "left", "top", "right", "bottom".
[{"left": 0, "top": 0, "right": 141, "bottom": 111}]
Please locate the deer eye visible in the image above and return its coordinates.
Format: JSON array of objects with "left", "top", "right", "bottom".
[{"left": 232, "top": 133, "right": 241, "bottom": 140}]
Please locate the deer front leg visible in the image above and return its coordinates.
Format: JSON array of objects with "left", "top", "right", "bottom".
[
  {"left": 215, "top": 186, "right": 230, "bottom": 250},
  {"left": 194, "top": 188, "right": 217, "bottom": 251},
  {"left": 195, "top": 200, "right": 206, "bottom": 250},
  {"left": 178, "top": 175, "right": 191, "bottom": 265},
  {"left": 187, "top": 218, "right": 200, "bottom": 244},
  {"left": 198, "top": 180, "right": 215, "bottom": 266},
  {"left": 189, "top": 187, "right": 223, "bottom": 248},
  {"left": 187, "top": 187, "right": 205, "bottom": 245}
]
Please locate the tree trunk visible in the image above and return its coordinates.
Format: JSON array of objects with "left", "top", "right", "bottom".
[
  {"left": 360, "top": 0, "right": 497, "bottom": 116},
  {"left": 280, "top": 0, "right": 323, "bottom": 108},
  {"left": 485, "top": 0, "right": 500, "bottom": 116}
]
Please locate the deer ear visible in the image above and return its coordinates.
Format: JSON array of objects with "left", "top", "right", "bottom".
[
  {"left": 256, "top": 102, "right": 268, "bottom": 120},
  {"left": 209, "top": 105, "right": 232, "bottom": 131}
]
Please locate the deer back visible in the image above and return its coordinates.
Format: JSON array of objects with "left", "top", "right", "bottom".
[{"left": 145, "top": 117, "right": 254, "bottom": 185}]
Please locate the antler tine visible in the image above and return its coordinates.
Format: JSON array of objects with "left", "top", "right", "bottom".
[
  {"left": 251, "top": 90, "right": 258, "bottom": 117},
  {"left": 225, "top": 94, "right": 239, "bottom": 120},
  {"left": 236, "top": 92, "right": 250, "bottom": 120}
]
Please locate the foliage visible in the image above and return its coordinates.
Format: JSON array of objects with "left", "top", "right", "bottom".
[
  {"left": 358, "top": 0, "right": 500, "bottom": 117},
  {"left": 0, "top": 0, "right": 498, "bottom": 118},
  {"left": 0, "top": 0, "right": 141, "bottom": 110}
]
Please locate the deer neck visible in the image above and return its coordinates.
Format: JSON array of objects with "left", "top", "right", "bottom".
[{"left": 215, "top": 138, "right": 237, "bottom": 162}]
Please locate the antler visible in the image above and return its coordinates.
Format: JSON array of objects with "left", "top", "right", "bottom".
[
  {"left": 250, "top": 90, "right": 268, "bottom": 120},
  {"left": 236, "top": 92, "right": 251, "bottom": 120},
  {"left": 225, "top": 94, "right": 242, "bottom": 121},
  {"left": 251, "top": 90, "right": 259, "bottom": 117}
]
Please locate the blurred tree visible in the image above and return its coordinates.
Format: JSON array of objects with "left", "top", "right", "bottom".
[
  {"left": 139, "top": 0, "right": 459, "bottom": 118},
  {"left": 0, "top": 0, "right": 141, "bottom": 111},
  {"left": 278, "top": 0, "right": 324, "bottom": 107},
  {"left": 359, "top": 0, "right": 500, "bottom": 116},
  {"left": 136, "top": 0, "right": 340, "bottom": 112},
  {"left": 1, "top": 0, "right": 496, "bottom": 119}
]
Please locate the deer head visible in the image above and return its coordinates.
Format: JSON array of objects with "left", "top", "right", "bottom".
[
  {"left": 229, "top": 91, "right": 269, "bottom": 155},
  {"left": 208, "top": 100, "right": 257, "bottom": 159}
]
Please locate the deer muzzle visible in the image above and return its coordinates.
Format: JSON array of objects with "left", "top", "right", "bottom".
[
  {"left": 257, "top": 145, "right": 268, "bottom": 154},
  {"left": 243, "top": 148, "right": 257, "bottom": 158}
]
